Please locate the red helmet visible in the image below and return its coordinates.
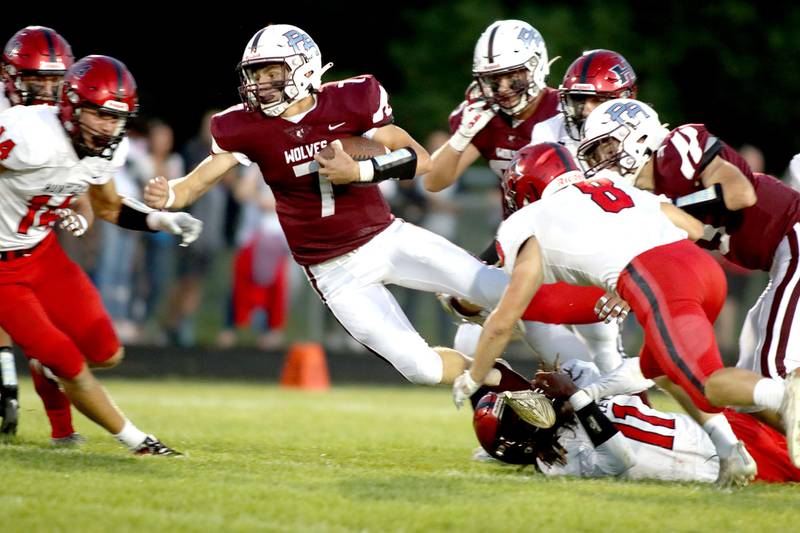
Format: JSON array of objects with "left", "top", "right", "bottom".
[
  {"left": 473, "top": 392, "right": 542, "bottom": 464},
  {"left": 559, "top": 50, "right": 637, "bottom": 140},
  {"left": 503, "top": 143, "right": 585, "bottom": 212},
  {"left": 58, "top": 55, "right": 138, "bottom": 159},
  {"left": 2, "top": 26, "right": 74, "bottom": 105}
]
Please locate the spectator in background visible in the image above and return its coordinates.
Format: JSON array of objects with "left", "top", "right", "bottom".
[
  {"left": 162, "top": 110, "right": 234, "bottom": 346},
  {"left": 217, "top": 166, "right": 290, "bottom": 350},
  {"left": 133, "top": 119, "right": 184, "bottom": 342},
  {"left": 94, "top": 120, "right": 152, "bottom": 343}
]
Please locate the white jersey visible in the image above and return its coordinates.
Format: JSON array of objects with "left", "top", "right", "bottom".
[
  {"left": 0, "top": 104, "right": 127, "bottom": 250},
  {"left": 529, "top": 113, "right": 580, "bottom": 157},
  {"left": 539, "top": 393, "right": 719, "bottom": 482},
  {"left": 0, "top": 85, "right": 11, "bottom": 113},
  {"left": 496, "top": 177, "right": 685, "bottom": 292}
]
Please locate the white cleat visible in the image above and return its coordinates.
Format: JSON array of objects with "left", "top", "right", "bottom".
[
  {"left": 716, "top": 441, "right": 757, "bottom": 488},
  {"left": 782, "top": 369, "right": 800, "bottom": 468}
]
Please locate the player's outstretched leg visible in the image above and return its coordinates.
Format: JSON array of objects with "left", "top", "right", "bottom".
[{"left": 29, "top": 359, "right": 82, "bottom": 445}]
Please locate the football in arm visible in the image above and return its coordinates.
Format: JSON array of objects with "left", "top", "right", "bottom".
[{"left": 318, "top": 137, "right": 389, "bottom": 161}]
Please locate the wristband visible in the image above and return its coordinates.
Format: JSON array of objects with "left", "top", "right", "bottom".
[
  {"left": 165, "top": 184, "right": 176, "bottom": 209},
  {"left": 448, "top": 132, "right": 471, "bottom": 153}
]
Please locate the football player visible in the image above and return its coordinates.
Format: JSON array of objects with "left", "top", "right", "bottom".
[
  {"left": 0, "top": 55, "right": 202, "bottom": 454},
  {"left": 144, "top": 24, "right": 520, "bottom": 389},
  {"left": 579, "top": 98, "right": 800, "bottom": 454},
  {"left": 0, "top": 25, "right": 93, "bottom": 440},
  {"left": 474, "top": 359, "right": 800, "bottom": 484},
  {"left": 452, "top": 142, "right": 800, "bottom": 486},
  {"left": 424, "top": 21, "right": 625, "bottom": 373}
]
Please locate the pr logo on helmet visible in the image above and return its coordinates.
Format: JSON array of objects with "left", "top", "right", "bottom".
[
  {"left": 605, "top": 101, "right": 648, "bottom": 124},
  {"left": 283, "top": 30, "right": 317, "bottom": 55},
  {"left": 516, "top": 27, "right": 542, "bottom": 48}
]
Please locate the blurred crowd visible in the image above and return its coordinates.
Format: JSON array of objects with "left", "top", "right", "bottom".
[{"left": 57, "top": 111, "right": 791, "bottom": 360}]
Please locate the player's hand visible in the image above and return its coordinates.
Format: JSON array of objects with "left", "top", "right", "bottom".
[
  {"left": 144, "top": 176, "right": 171, "bottom": 209},
  {"left": 145, "top": 211, "right": 203, "bottom": 247},
  {"left": 55, "top": 208, "right": 89, "bottom": 237},
  {"left": 532, "top": 371, "right": 579, "bottom": 400},
  {"left": 315, "top": 142, "right": 359, "bottom": 185},
  {"left": 452, "top": 370, "right": 481, "bottom": 409},
  {"left": 449, "top": 100, "right": 495, "bottom": 152},
  {"left": 594, "top": 292, "right": 630, "bottom": 324}
]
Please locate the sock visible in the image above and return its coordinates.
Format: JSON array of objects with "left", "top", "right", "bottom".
[
  {"left": 29, "top": 360, "right": 74, "bottom": 439},
  {"left": 753, "top": 378, "right": 785, "bottom": 412},
  {"left": 114, "top": 420, "right": 148, "bottom": 449},
  {"left": 703, "top": 414, "right": 739, "bottom": 459}
]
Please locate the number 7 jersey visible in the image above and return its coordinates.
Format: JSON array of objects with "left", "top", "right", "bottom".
[
  {"left": 0, "top": 104, "right": 125, "bottom": 250},
  {"left": 211, "top": 75, "right": 395, "bottom": 266}
]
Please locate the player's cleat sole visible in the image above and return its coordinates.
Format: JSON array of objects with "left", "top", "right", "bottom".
[
  {"left": 437, "top": 293, "right": 526, "bottom": 340},
  {"left": 51, "top": 432, "right": 86, "bottom": 447},
  {"left": 133, "top": 435, "right": 183, "bottom": 457},
  {"left": 783, "top": 369, "right": 800, "bottom": 468},
  {"left": 716, "top": 440, "right": 757, "bottom": 488}
]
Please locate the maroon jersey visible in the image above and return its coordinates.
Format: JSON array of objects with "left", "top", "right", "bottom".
[
  {"left": 448, "top": 87, "right": 559, "bottom": 218},
  {"left": 211, "top": 75, "right": 394, "bottom": 265},
  {"left": 653, "top": 124, "right": 800, "bottom": 271}
]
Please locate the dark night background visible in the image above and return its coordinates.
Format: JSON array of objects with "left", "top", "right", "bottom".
[{"left": 5, "top": 1, "right": 800, "bottom": 174}]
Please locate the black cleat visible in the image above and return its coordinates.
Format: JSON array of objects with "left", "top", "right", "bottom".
[
  {"left": 132, "top": 435, "right": 182, "bottom": 456},
  {"left": 0, "top": 396, "right": 18, "bottom": 436}
]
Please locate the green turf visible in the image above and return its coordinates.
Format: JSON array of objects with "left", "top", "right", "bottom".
[{"left": 1, "top": 380, "right": 795, "bottom": 532}]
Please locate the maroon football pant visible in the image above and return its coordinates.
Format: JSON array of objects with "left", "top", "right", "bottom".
[
  {"left": 617, "top": 240, "right": 727, "bottom": 413},
  {"left": 0, "top": 234, "right": 119, "bottom": 379}
]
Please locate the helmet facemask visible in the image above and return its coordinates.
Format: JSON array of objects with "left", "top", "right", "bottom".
[
  {"left": 71, "top": 103, "right": 130, "bottom": 159},
  {"left": 238, "top": 54, "right": 329, "bottom": 117},
  {"left": 578, "top": 125, "right": 651, "bottom": 184},
  {"left": 475, "top": 57, "right": 543, "bottom": 115},
  {"left": 2, "top": 64, "right": 65, "bottom": 105},
  {"left": 560, "top": 89, "right": 634, "bottom": 142}
]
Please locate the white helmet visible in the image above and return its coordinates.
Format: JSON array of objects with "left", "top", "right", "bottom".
[
  {"left": 472, "top": 20, "right": 549, "bottom": 115},
  {"left": 237, "top": 24, "right": 333, "bottom": 116},
  {"left": 577, "top": 98, "right": 669, "bottom": 183}
]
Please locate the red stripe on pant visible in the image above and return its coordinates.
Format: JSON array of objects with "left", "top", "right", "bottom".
[
  {"left": 617, "top": 240, "right": 726, "bottom": 413},
  {"left": 522, "top": 282, "right": 604, "bottom": 324}
]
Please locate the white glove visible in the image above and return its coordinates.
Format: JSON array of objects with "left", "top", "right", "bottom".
[
  {"left": 594, "top": 293, "right": 631, "bottom": 324},
  {"left": 55, "top": 208, "right": 89, "bottom": 237},
  {"left": 146, "top": 211, "right": 203, "bottom": 247},
  {"left": 582, "top": 357, "right": 654, "bottom": 402},
  {"left": 453, "top": 370, "right": 481, "bottom": 409},
  {"left": 449, "top": 100, "right": 495, "bottom": 152}
]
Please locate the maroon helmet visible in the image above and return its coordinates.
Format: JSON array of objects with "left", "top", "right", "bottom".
[
  {"left": 58, "top": 55, "right": 138, "bottom": 158},
  {"left": 503, "top": 142, "right": 585, "bottom": 212},
  {"left": 559, "top": 50, "right": 638, "bottom": 140},
  {"left": 2, "top": 26, "right": 74, "bottom": 105}
]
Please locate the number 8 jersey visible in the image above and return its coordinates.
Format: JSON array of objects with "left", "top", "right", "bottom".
[
  {"left": 496, "top": 175, "right": 686, "bottom": 292},
  {"left": 210, "top": 75, "right": 394, "bottom": 266},
  {"left": 0, "top": 104, "right": 125, "bottom": 250}
]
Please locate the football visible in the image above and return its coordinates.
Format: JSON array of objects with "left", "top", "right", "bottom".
[{"left": 318, "top": 137, "right": 389, "bottom": 161}]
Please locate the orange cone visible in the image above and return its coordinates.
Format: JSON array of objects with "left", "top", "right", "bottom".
[{"left": 280, "top": 342, "right": 330, "bottom": 390}]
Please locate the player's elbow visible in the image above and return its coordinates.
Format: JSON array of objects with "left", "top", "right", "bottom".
[
  {"left": 423, "top": 171, "right": 449, "bottom": 192},
  {"left": 415, "top": 150, "right": 432, "bottom": 177},
  {"left": 727, "top": 187, "right": 757, "bottom": 210}
]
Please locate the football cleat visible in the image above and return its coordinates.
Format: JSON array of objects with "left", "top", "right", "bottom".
[
  {"left": 0, "top": 397, "right": 18, "bottom": 436},
  {"left": 132, "top": 435, "right": 182, "bottom": 457},
  {"left": 782, "top": 368, "right": 800, "bottom": 468},
  {"left": 51, "top": 432, "right": 86, "bottom": 447},
  {"left": 437, "top": 293, "right": 526, "bottom": 339},
  {"left": 716, "top": 441, "right": 757, "bottom": 488}
]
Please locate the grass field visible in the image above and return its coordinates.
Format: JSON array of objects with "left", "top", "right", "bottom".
[{"left": 1, "top": 379, "right": 796, "bottom": 532}]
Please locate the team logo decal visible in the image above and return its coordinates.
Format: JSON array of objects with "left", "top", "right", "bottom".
[
  {"left": 283, "top": 30, "right": 317, "bottom": 54},
  {"left": 610, "top": 61, "right": 634, "bottom": 84},
  {"left": 605, "top": 101, "right": 648, "bottom": 124},
  {"left": 285, "top": 124, "right": 309, "bottom": 140},
  {"left": 517, "top": 28, "right": 542, "bottom": 48}
]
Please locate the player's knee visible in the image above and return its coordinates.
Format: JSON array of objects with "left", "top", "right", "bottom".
[
  {"left": 60, "top": 365, "right": 94, "bottom": 391},
  {"left": 703, "top": 378, "right": 727, "bottom": 408},
  {"left": 90, "top": 347, "right": 125, "bottom": 369},
  {"left": 401, "top": 355, "right": 444, "bottom": 386}
]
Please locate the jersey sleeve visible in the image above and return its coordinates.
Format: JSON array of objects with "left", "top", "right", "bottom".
[
  {"left": 0, "top": 110, "right": 53, "bottom": 171},
  {"left": 210, "top": 109, "right": 252, "bottom": 166},
  {"left": 352, "top": 75, "right": 394, "bottom": 135},
  {"left": 655, "top": 124, "right": 722, "bottom": 196},
  {"left": 495, "top": 208, "right": 537, "bottom": 275}
]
